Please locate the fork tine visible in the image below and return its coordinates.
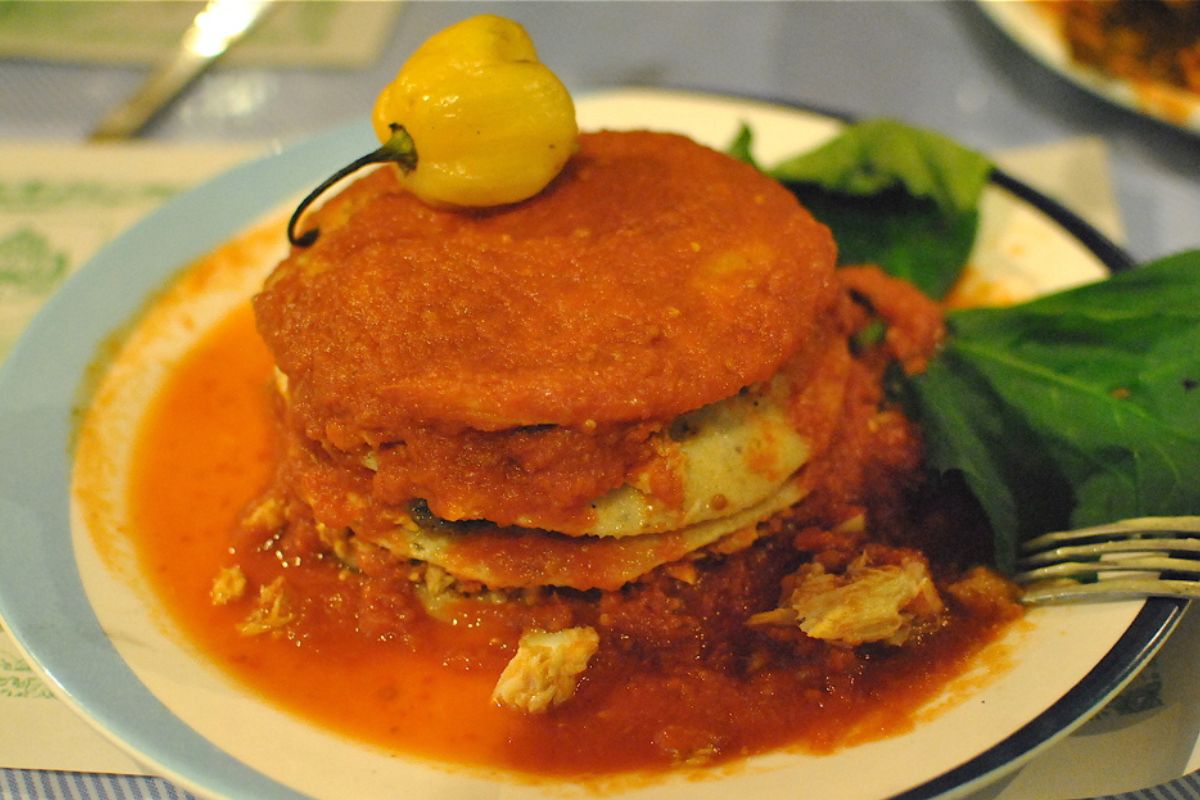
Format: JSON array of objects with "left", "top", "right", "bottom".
[
  {"left": 1021, "top": 516, "right": 1200, "bottom": 553},
  {"left": 1014, "top": 555, "right": 1200, "bottom": 583},
  {"left": 1015, "top": 516, "right": 1200, "bottom": 605},
  {"left": 1020, "top": 577, "right": 1200, "bottom": 605},
  {"left": 1019, "top": 537, "right": 1200, "bottom": 567}
]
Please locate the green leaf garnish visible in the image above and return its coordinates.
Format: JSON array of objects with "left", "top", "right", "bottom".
[
  {"left": 766, "top": 118, "right": 991, "bottom": 217},
  {"left": 733, "top": 119, "right": 1198, "bottom": 573},
  {"left": 730, "top": 119, "right": 992, "bottom": 299},
  {"left": 726, "top": 123, "right": 760, "bottom": 171},
  {"left": 907, "top": 251, "right": 1200, "bottom": 572},
  {"left": 787, "top": 185, "right": 978, "bottom": 299}
]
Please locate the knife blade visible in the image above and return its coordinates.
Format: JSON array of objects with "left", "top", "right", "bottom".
[{"left": 88, "top": 0, "right": 275, "bottom": 141}]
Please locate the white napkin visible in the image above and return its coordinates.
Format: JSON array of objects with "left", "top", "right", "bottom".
[{"left": 0, "top": 140, "right": 261, "bottom": 773}]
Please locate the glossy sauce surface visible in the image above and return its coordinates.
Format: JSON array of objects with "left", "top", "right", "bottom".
[
  {"left": 128, "top": 303, "right": 1018, "bottom": 777},
  {"left": 255, "top": 133, "right": 837, "bottom": 432},
  {"left": 252, "top": 133, "right": 839, "bottom": 530}
]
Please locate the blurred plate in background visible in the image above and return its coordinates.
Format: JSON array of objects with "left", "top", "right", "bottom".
[{"left": 977, "top": 0, "right": 1200, "bottom": 135}]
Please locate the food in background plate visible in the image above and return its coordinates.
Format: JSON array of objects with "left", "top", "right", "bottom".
[{"left": 1053, "top": 0, "right": 1200, "bottom": 95}]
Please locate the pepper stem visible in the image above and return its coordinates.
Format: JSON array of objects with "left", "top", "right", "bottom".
[{"left": 287, "top": 124, "right": 418, "bottom": 248}]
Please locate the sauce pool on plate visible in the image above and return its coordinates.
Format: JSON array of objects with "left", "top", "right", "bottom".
[{"left": 124, "top": 300, "right": 1019, "bottom": 776}]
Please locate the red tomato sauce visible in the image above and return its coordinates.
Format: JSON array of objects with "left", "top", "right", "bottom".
[
  {"left": 251, "top": 133, "right": 840, "bottom": 532},
  {"left": 127, "top": 301, "right": 1021, "bottom": 778}
]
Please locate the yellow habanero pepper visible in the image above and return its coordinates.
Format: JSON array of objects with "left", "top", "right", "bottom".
[
  {"left": 288, "top": 15, "right": 578, "bottom": 248},
  {"left": 373, "top": 15, "right": 577, "bottom": 207}
]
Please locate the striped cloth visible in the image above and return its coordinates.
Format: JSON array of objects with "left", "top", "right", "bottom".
[
  {"left": 0, "top": 771, "right": 193, "bottom": 800},
  {"left": 2, "top": 768, "right": 1199, "bottom": 800},
  {"left": 1096, "top": 773, "right": 1200, "bottom": 800}
]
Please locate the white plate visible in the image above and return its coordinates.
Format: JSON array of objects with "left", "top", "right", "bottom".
[
  {"left": 977, "top": 0, "right": 1200, "bottom": 135},
  {"left": 0, "top": 89, "right": 1184, "bottom": 800}
]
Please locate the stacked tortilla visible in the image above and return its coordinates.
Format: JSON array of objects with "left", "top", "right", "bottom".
[{"left": 251, "top": 130, "right": 846, "bottom": 598}]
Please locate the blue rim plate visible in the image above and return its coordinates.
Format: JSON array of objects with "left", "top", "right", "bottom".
[{"left": 0, "top": 89, "right": 1184, "bottom": 800}]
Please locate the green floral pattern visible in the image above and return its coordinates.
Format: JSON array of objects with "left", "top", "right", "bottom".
[
  {"left": 0, "top": 227, "right": 68, "bottom": 295},
  {"left": 0, "top": 622, "right": 52, "bottom": 700},
  {"left": 0, "top": 179, "right": 177, "bottom": 212}
]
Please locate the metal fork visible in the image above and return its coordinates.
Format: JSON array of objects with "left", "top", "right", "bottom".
[{"left": 1015, "top": 516, "right": 1200, "bottom": 604}]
